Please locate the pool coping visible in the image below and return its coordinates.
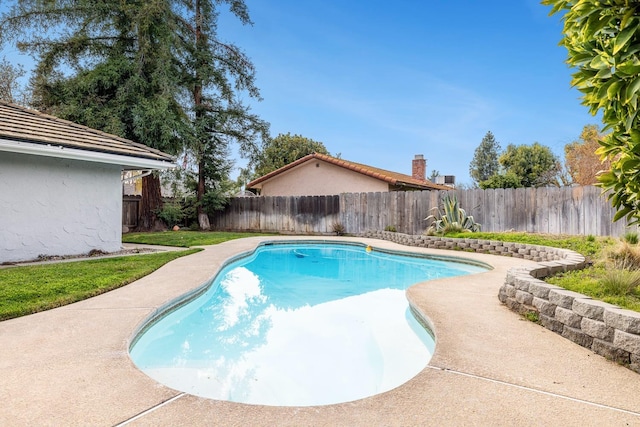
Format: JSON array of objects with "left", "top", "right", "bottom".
[{"left": 1, "top": 236, "right": 640, "bottom": 425}]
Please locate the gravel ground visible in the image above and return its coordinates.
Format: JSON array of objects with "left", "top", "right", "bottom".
[{"left": 1, "top": 247, "right": 159, "bottom": 267}]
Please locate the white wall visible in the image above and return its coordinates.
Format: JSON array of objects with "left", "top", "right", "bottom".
[
  {"left": 259, "top": 159, "right": 389, "bottom": 196},
  {"left": 0, "top": 152, "right": 123, "bottom": 263}
]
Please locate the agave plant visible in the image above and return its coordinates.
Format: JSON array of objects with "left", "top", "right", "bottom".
[{"left": 425, "top": 193, "right": 481, "bottom": 235}]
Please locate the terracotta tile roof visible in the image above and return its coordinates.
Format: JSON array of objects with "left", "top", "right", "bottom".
[
  {"left": 0, "top": 101, "right": 174, "bottom": 163},
  {"left": 247, "top": 152, "right": 451, "bottom": 191}
]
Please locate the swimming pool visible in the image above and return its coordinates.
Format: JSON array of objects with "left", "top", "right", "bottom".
[{"left": 129, "top": 241, "right": 488, "bottom": 406}]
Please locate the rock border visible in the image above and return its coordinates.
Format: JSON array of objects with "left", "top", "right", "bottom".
[{"left": 363, "top": 230, "right": 640, "bottom": 373}]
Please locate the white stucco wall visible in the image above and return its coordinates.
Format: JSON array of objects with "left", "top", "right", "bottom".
[
  {"left": 259, "top": 160, "right": 389, "bottom": 196},
  {"left": 0, "top": 152, "right": 123, "bottom": 263}
]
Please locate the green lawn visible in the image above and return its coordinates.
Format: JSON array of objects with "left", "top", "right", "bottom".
[
  {"left": 0, "top": 249, "right": 200, "bottom": 321},
  {"left": 546, "top": 266, "right": 640, "bottom": 312},
  {"left": 447, "top": 231, "right": 613, "bottom": 260},
  {"left": 1, "top": 231, "right": 273, "bottom": 321},
  {"left": 452, "top": 231, "right": 640, "bottom": 312},
  {"left": 122, "top": 230, "right": 272, "bottom": 247}
]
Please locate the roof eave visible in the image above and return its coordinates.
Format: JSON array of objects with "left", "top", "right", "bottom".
[
  {"left": 395, "top": 181, "right": 449, "bottom": 191},
  {"left": 0, "top": 139, "right": 176, "bottom": 170},
  {"left": 246, "top": 153, "right": 318, "bottom": 188}
]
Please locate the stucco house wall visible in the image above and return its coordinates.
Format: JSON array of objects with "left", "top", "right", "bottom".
[
  {"left": 0, "top": 101, "right": 175, "bottom": 263},
  {"left": 259, "top": 159, "right": 389, "bottom": 196},
  {"left": 0, "top": 152, "right": 123, "bottom": 263}
]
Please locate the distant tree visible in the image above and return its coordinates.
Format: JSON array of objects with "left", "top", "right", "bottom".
[
  {"left": 0, "top": 57, "right": 27, "bottom": 105},
  {"left": 565, "top": 125, "right": 611, "bottom": 186},
  {"left": 499, "top": 142, "right": 562, "bottom": 187},
  {"left": 235, "top": 166, "right": 254, "bottom": 190},
  {"left": 252, "top": 133, "right": 329, "bottom": 178},
  {"left": 428, "top": 170, "right": 440, "bottom": 181},
  {"left": 543, "top": 0, "right": 640, "bottom": 223},
  {"left": 479, "top": 171, "right": 523, "bottom": 189},
  {"left": 469, "top": 131, "right": 501, "bottom": 185}
]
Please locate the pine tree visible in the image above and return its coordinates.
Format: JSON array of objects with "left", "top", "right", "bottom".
[
  {"left": 469, "top": 131, "right": 501, "bottom": 186},
  {"left": 182, "top": 0, "right": 269, "bottom": 230}
]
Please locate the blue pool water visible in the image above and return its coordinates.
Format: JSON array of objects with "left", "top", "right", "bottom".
[{"left": 129, "top": 242, "right": 487, "bottom": 406}]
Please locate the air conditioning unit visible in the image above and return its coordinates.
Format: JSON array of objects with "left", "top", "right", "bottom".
[{"left": 435, "top": 175, "right": 455, "bottom": 186}]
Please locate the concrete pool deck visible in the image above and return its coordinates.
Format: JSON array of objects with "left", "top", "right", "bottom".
[{"left": 1, "top": 236, "right": 639, "bottom": 426}]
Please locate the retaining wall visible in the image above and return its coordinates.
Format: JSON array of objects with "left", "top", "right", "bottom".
[{"left": 364, "top": 230, "right": 640, "bottom": 374}]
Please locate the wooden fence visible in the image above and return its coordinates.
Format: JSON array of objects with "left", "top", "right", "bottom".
[
  {"left": 122, "top": 195, "right": 140, "bottom": 229},
  {"left": 209, "top": 186, "right": 638, "bottom": 237}
]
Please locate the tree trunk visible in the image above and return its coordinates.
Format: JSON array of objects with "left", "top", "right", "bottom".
[
  {"left": 193, "top": 0, "right": 210, "bottom": 232},
  {"left": 138, "top": 173, "right": 166, "bottom": 231},
  {"left": 197, "top": 157, "right": 210, "bottom": 230},
  {"left": 198, "top": 212, "right": 210, "bottom": 230}
]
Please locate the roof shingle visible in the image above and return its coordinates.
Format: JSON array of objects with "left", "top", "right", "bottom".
[{"left": 0, "top": 101, "right": 174, "bottom": 163}]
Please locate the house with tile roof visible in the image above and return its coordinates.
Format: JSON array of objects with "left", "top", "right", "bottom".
[
  {"left": 246, "top": 152, "right": 450, "bottom": 196},
  {"left": 0, "top": 101, "right": 175, "bottom": 263}
]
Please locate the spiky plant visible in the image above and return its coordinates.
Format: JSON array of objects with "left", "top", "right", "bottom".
[{"left": 424, "top": 193, "right": 481, "bottom": 235}]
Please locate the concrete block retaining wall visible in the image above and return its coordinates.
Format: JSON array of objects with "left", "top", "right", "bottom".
[{"left": 363, "top": 230, "right": 640, "bottom": 374}]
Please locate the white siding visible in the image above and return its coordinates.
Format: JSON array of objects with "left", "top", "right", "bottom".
[{"left": 0, "top": 152, "right": 122, "bottom": 263}]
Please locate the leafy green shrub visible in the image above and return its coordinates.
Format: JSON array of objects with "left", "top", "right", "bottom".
[
  {"left": 600, "top": 269, "right": 640, "bottom": 297},
  {"left": 623, "top": 232, "right": 639, "bottom": 245},
  {"left": 523, "top": 311, "right": 540, "bottom": 323},
  {"left": 384, "top": 225, "right": 397, "bottom": 232},
  {"left": 424, "top": 193, "right": 481, "bottom": 235},
  {"left": 156, "top": 202, "right": 185, "bottom": 228}
]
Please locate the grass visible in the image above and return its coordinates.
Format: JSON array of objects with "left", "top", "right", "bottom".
[
  {"left": 547, "top": 266, "right": 640, "bottom": 312},
  {"left": 1, "top": 231, "right": 273, "bottom": 321},
  {"left": 0, "top": 249, "right": 200, "bottom": 321},
  {"left": 446, "top": 231, "right": 611, "bottom": 260},
  {"left": 446, "top": 231, "right": 640, "bottom": 312},
  {"left": 122, "top": 230, "right": 271, "bottom": 247}
]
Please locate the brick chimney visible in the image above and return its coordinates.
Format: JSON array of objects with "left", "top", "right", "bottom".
[{"left": 412, "top": 154, "right": 426, "bottom": 181}]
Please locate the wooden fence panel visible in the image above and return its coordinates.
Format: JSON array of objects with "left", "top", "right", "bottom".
[
  {"left": 122, "top": 196, "right": 140, "bottom": 228},
  {"left": 494, "top": 188, "right": 505, "bottom": 232},
  {"left": 567, "top": 186, "right": 582, "bottom": 235},
  {"left": 468, "top": 189, "right": 485, "bottom": 228},
  {"left": 514, "top": 187, "right": 526, "bottom": 232},
  {"left": 207, "top": 186, "right": 640, "bottom": 236},
  {"left": 582, "top": 187, "right": 598, "bottom": 236},
  {"left": 389, "top": 191, "right": 399, "bottom": 232},
  {"left": 548, "top": 188, "right": 561, "bottom": 234},
  {"left": 483, "top": 189, "right": 495, "bottom": 232},
  {"left": 558, "top": 187, "right": 572, "bottom": 235}
]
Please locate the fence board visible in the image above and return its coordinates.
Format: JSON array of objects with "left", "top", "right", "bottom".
[
  {"left": 509, "top": 188, "right": 519, "bottom": 231},
  {"left": 495, "top": 188, "right": 505, "bottom": 232},
  {"left": 547, "top": 187, "right": 562, "bottom": 234},
  {"left": 122, "top": 196, "right": 140, "bottom": 228}
]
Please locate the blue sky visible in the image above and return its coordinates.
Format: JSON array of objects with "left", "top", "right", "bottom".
[
  {"left": 215, "top": 0, "right": 598, "bottom": 185},
  {"left": 1, "top": 1, "right": 599, "bottom": 186}
]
